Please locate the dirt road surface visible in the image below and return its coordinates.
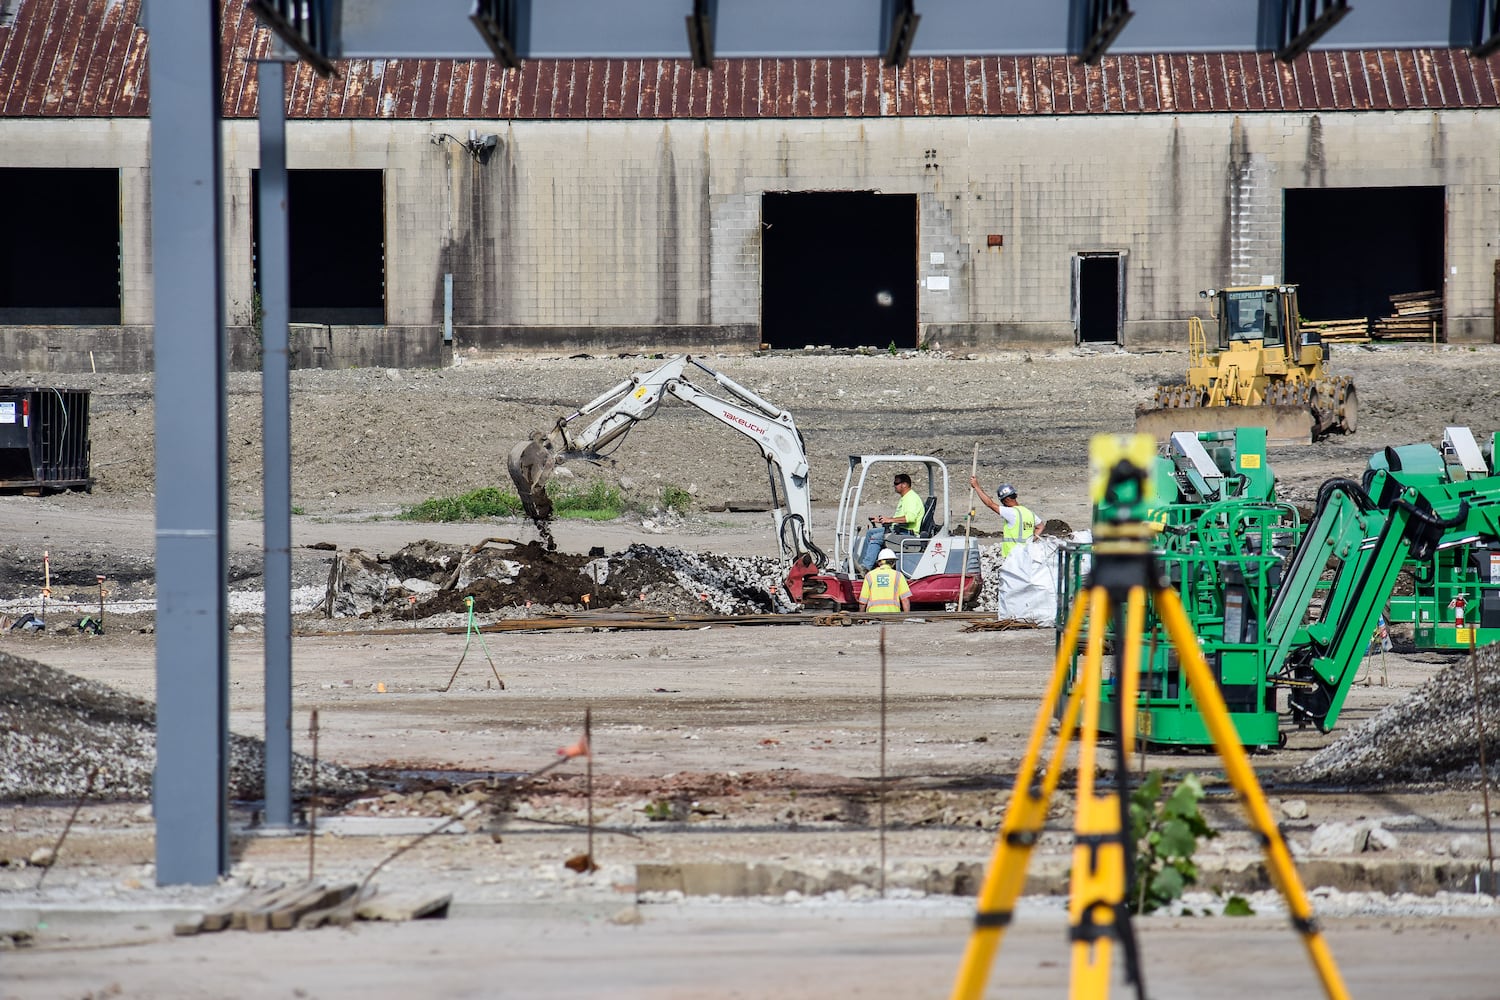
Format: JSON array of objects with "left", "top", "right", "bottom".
[{"left": 3, "top": 345, "right": 1500, "bottom": 997}]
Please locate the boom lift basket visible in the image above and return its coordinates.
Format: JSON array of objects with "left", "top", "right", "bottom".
[{"left": 0, "top": 387, "right": 93, "bottom": 492}]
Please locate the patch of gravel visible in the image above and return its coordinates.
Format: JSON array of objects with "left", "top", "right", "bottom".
[
  {"left": 1292, "top": 644, "right": 1500, "bottom": 786},
  {"left": 0, "top": 652, "right": 370, "bottom": 802}
]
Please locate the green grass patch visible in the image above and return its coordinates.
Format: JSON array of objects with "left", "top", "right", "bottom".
[
  {"left": 550, "top": 480, "right": 624, "bottom": 519},
  {"left": 398, "top": 479, "right": 626, "bottom": 522},
  {"left": 659, "top": 484, "right": 693, "bottom": 513},
  {"left": 398, "top": 487, "right": 524, "bottom": 522}
]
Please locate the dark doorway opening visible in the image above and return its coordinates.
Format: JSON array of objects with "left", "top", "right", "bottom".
[
  {"left": 1074, "top": 252, "right": 1124, "bottom": 344},
  {"left": 0, "top": 168, "right": 121, "bottom": 324},
  {"left": 1284, "top": 186, "right": 1444, "bottom": 323},
  {"left": 761, "top": 192, "right": 917, "bottom": 350},
  {"left": 252, "top": 169, "right": 386, "bottom": 324}
]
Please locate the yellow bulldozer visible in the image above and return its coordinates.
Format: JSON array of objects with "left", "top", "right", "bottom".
[{"left": 1136, "top": 284, "right": 1357, "bottom": 446}]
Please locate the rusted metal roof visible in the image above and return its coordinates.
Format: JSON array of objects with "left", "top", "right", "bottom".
[{"left": 4, "top": 0, "right": 1500, "bottom": 120}]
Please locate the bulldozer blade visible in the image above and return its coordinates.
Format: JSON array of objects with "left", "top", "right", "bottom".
[{"left": 1134, "top": 403, "right": 1316, "bottom": 447}]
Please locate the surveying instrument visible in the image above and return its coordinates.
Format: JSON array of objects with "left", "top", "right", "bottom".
[{"left": 950, "top": 433, "right": 1348, "bottom": 1000}]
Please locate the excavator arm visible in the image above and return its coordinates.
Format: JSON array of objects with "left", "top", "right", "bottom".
[{"left": 528, "top": 355, "right": 824, "bottom": 566}]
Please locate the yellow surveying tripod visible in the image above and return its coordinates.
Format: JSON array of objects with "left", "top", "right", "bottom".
[{"left": 950, "top": 434, "right": 1348, "bottom": 1000}]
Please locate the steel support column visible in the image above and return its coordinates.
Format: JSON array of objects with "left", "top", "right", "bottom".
[
  {"left": 146, "top": 0, "right": 230, "bottom": 885},
  {"left": 257, "top": 58, "right": 294, "bottom": 830}
]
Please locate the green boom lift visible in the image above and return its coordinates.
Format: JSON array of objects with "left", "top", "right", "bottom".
[{"left": 1062, "top": 425, "right": 1500, "bottom": 748}]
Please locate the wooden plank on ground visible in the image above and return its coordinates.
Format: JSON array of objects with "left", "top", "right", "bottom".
[
  {"left": 271, "top": 882, "right": 359, "bottom": 930},
  {"left": 355, "top": 890, "right": 453, "bottom": 922},
  {"left": 245, "top": 882, "right": 339, "bottom": 933},
  {"left": 195, "top": 883, "right": 288, "bottom": 932}
]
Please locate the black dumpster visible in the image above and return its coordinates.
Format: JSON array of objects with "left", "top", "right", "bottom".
[{"left": 0, "top": 387, "right": 92, "bottom": 492}]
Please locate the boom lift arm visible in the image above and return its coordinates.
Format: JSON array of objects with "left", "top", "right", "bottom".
[
  {"left": 548, "top": 355, "right": 825, "bottom": 566},
  {"left": 1263, "top": 468, "right": 1500, "bottom": 731}
]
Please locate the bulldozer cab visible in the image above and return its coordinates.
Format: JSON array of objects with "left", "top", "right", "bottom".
[{"left": 1216, "top": 287, "right": 1286, "bottom": 349}]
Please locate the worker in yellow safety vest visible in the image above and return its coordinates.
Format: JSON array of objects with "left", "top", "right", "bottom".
[
  {"left": 970, "top": 478, "right": 1039, "bottom": 558},
  {"left": 858, "top": 548, "right": 912, "bottom": 613}
]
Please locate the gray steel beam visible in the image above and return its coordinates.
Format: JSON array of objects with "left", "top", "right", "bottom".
[
  {"left": 257, "top": 58, "right": 294, "bottom": 831},
  {"left": 318, "top": 0, "right": 1455, "bottom": 60},
  {"left": 146, "top": 0, "right": 229, "bottom": 885}
]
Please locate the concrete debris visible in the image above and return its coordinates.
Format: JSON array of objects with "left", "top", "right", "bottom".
[
  {"left": 1293, "top": 643, "right": 1500, "bottom": 786},
  {"left": 0, "top": 653, "right": 368, "bottom": 802},
  {"left": 454, "top": 549, "right": 522, "bottom": 591},
  {"left": 323, "top": 540, "right": 794, "bottom": 619},
  {"left": 323, "top": 549, "right": 399, "bottom": 618}
]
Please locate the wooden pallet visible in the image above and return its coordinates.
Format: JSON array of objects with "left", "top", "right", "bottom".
[{"left": 173, "top": 881, "right": 446, "bottom": 935}]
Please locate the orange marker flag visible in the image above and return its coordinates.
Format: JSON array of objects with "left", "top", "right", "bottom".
[{"left": 557, "top": 735, "right": 591, "bottom": 759}]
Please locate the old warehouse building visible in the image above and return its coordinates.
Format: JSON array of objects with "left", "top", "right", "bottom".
[{"left": 1, "top": 0, "right": 1498, "bottom": 371}]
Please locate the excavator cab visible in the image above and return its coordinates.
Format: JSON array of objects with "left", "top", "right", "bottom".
[{"left": 785, "top": 454, "right": 981, "bottom": 610}]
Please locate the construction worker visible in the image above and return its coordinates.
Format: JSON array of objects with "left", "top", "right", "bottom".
[
  {"left": 858, "top": 548, "right": 912, "bottom": 613},
  {"left": 861, "top": 472, "right": 925, "bottom": 571},
  {"left": 970, "top": 477, "right": 1039, "bottom": 558}
]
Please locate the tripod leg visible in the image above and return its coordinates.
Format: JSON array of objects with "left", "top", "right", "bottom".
[
  {"left": 1109, "top": 587, "right": 1149, "bottom": 999},
  {"left": 474, "top": 631, "right": 506, "bottom": 690},
  {"left": 1155, "top": 587, "right": 1351, "bottom": 1000},
  {"left": 1068, "top": 588, "right": 1125, "bottom": 1000},
  {"left": 950, "top": 593, "right": 1092, "bottom": 1000},
  {"left": 436, "top": 638, "right": 470, "bottom": 693}
]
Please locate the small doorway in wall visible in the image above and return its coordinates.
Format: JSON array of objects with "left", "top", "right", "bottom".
[
  {"left": 761, "top": 191, "right": 918, "bottom": 350},
  {"left": 1073, "top": 252, "right": 1125, "bottom": 345}
]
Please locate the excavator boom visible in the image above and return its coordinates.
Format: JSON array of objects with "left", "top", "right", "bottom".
[{"left": 512, "top": 355, "right": 823, "bottom": 566}]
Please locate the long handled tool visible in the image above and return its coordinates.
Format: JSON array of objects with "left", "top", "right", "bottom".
[
  {"left": 955, "top": 444, "right": 979, "bottom": 611},
  {"left": 40, "top": 549, "right": 51, "bottom": 624}
]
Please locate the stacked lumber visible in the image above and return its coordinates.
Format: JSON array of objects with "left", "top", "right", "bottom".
[
  {"left": 1372, "top": 290, "right": 1443, "bottom": 341},
  {"left": 1300, "top": 317, "right": 1370, "bottom": 343}
]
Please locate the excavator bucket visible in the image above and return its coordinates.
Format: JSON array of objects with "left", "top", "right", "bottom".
[{"left": 1134, "top": 403, "right": 1316, "bottom": 448}]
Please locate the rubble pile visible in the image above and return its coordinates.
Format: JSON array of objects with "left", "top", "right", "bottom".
[
  {"left": 1293, "top": 643, "right": 1500, "bottom": 786},
  {"left": 323, "top": 540, "right": 795, "bottom": 620},
  {"left": 0, "top": 653, "right": 369, "bottom": 802},
  {"left": 967, "top": 543, "right": 1007, "bottom": 611}
]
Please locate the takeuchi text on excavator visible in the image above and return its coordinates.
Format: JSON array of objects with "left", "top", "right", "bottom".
[
  {"left": 507, "top": 354, "right": 981, "bottom": 611},
  {"left": 1136, "top": 284, "right": 1358, "bottom": 447}
]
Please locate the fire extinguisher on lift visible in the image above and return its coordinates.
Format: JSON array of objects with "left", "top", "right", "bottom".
[{"left": 1449, "top": 593, "right": 1468, "bottom": 628}]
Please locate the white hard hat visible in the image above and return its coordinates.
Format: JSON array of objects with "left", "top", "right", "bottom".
[{"left": 877, "top": 548, "right": 898, "bottom": 563}]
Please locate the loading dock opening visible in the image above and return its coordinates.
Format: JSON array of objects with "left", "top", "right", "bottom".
[
  {"left": 760, "top": 192, "right": 917, "bottom": 350},
  {"left": 252, "top": 169, "right": 387, "bottom": 325},
  {"left": 0, "top": 168, "right": 121, "bottom": 325},
  {"left": 1284, "top": 186, "right": 1445, "bottom": 329}
]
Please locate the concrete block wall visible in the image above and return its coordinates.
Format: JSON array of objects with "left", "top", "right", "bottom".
[{"left": 2, "top": 108, "right": 1497, "bottom": 372}]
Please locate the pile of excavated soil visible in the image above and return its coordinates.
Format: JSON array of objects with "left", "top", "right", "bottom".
[
  {"left": 1292, "top": 644, "right": 1500, "bottom": 786},
  {"left": 0, "top": 653, "right": 370, "bottom": 802},
  {"left": 332, "top": 540, "right": 805, "bottom": 621}
]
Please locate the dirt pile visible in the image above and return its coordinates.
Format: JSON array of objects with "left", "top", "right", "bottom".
[
  {"left": 0, "top": 653, "right": 370, "bottom": 802},
  {"left": 1293, "top": 644, "right": 1500, "bottom": 786},
  {"left": 324, "top": 540, "right": 793, "bottom": 620}
]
